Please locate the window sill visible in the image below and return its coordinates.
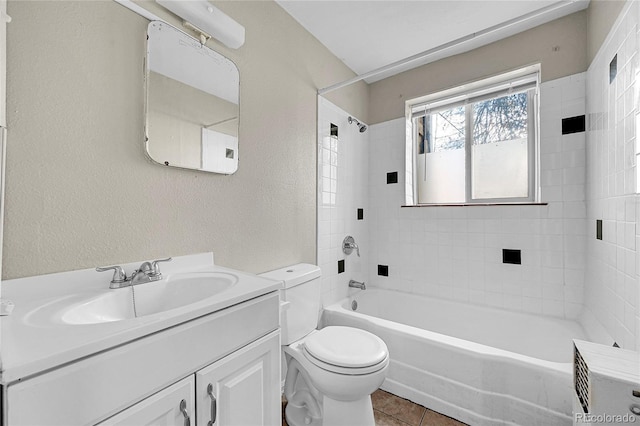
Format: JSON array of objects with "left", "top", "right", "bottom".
[{"left": 401, "top": 202, "right": 548, "bottom": 208}]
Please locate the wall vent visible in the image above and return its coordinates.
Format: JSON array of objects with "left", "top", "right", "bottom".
[
  {"left": 574, "top": 343, "right": 590, "bottom": 413},
  {"left": 572, "top": 340, "right": 640, "bottom": 420}
]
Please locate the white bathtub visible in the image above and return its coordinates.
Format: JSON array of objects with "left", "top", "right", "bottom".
[{"left": 322, "top": 289, "right": 590, "bottom": 426}]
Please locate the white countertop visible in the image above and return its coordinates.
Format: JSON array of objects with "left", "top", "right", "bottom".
[{"left": 0, "top": 253, "right": 281, "bottom": 384}]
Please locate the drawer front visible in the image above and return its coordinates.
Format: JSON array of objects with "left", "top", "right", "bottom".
[
  {"left": 7, "top": 292, "right": 279, "bottom": 426},
  {"left": 97, "top": 376, "right": 195, "bottom": 426}
]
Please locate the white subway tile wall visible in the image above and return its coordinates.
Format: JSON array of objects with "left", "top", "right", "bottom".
[
  {"left": 584, "top": 1, "right": 639, "bottom": 350},
  {"left": 317, "top": 97, "right": 370, "bottom": 307}
]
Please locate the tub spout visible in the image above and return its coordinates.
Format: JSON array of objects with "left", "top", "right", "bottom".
[{"left": 349, "top": 280, "right": 366, "bottom": 290}]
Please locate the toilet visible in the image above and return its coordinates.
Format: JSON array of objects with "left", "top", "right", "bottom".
[{"left": 260, "top": 264, "right": 389, "bottom": 426}]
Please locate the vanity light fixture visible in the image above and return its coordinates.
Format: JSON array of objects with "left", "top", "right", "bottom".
[{"left": 155, "top": 0, "right": 245, "bottom": 48}]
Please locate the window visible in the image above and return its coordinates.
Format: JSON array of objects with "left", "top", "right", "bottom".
[{"left": 406, "top": 67, "right": 539, "bottom": 205}]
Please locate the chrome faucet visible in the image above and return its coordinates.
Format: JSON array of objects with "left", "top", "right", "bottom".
[
  {"left": 349, "top": 279, "right": 366, "bottom": 290},
  {"left": 97, "top": 257, "right": 172, "bottom": 289},
  {"left": 342, "top": 236, "right": 360, "bottom": 257},
  {"left": 129, "top": 261, "right": 158, "bottom": 286}
]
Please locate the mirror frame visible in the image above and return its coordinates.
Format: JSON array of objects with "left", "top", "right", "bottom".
[{"left": 144, "top": 21, "right": 240, "bottom": 175}]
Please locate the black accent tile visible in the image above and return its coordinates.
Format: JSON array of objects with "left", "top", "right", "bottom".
[
  {"left": 357, "top": 208, "right": 364, "bottom": 220},
  {"left": 378, "top": 265, "right": 389, "bottom": 276},
  {"left": 338, "top": 259, "right": 345, "bottom": 274},
  {"left": 330, "top": 123, "right": 338, "bottom": 138},
  {"left": 596, "top": 220, "right": 603, "bottom": 240},
  {"left": 502, "top": 249, "right": 521, "bottom": 265},
  {"left": 387, "top": 172, "right": 398, "bottom": 184},
  {"left": 562, "top": 115, "right": 586, "bottom": 135},
  {"left": 610, "top": 54, "right": 617, "bottom": 84}
]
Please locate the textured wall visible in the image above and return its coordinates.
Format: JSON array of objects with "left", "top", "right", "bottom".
[
  {"left": 368, "top": 11, "right": 588, "bottom": 124},
  {"left": 3, "top": 0, "right": 368, "bottom": 279},
  {"left": 587, "top": 0, "right": 627, "bottom": 63}
]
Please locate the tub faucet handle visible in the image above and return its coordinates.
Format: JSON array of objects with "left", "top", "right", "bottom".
[{"left": 342, "top": 235, "right": 360, "bottom": 257}]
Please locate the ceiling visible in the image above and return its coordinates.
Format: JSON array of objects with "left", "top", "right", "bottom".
[{"left": 276, "top": 0, "right": 590, "bottom": 85}]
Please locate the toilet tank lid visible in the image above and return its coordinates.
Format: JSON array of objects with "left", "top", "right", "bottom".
[{"left": 259, "top": 263, "right": 321, "bottom": 289}]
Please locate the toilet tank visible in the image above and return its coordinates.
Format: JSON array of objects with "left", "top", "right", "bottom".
[{"left": 259, "top": 264, "right": 321, "bottom": 345}]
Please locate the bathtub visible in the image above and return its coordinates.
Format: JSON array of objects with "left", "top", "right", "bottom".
[{"left": 322, "top": 289, "right": 590, "bottom": 426}]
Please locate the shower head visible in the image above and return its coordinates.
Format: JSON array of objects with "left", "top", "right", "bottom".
[{"left": 348, "top": 116, "right": 367, "bottom": 133}]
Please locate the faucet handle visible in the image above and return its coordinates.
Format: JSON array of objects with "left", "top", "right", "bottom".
[
  {"left": 96, "top": 265, "right": 127, "bottom": 284},
  {"left": 137, "top": 261, "right": 153, "bottom": 275},
  {"left": 342, "top": 236, "right": 360, "bottom": 257},
  {"left": 150, "top": 257, "right": 172, "bottom": 276}
]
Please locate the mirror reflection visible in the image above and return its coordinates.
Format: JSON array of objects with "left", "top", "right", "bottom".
[{"left": 145, "top": 21, "right": 240, "bottom": 174}]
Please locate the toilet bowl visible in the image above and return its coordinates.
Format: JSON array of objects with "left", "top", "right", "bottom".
[
  {"left": 259, "top": 265, "right": 388, "bottom": 426},
  {"left": 284, "top": 327, "right": 389, "bottom": 426}
]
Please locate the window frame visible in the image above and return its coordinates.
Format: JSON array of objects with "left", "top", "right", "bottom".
[{"left": 405, "top": 66, "right": 541, "bottom": 206}]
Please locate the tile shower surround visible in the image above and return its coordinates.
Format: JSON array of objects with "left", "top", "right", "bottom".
[
  {"left": 366, "top": 73, "right": 590, "bottom": 321},
  {"left": 319, "top": 20, "right": 639, "bottom": 349},
  {"left": 317, "top": 97, "right": 370, "bottom": 307},
  {"left": 319, "top": 74, "right": 593, "bottom": 320},
  {"left": 584, "top": 1, "right": 640, "bottom": 350}
]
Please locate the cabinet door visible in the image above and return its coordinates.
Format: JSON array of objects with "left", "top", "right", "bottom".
[
  {"left": 196, "top": 331, "right": 280, "bottom": 426},
  {"left": 98, "top": 376, "right": 195, "bottom": 426}
]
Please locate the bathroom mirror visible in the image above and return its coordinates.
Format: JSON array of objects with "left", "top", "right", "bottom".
[{"left": 145, "top": 21, "right": 240, "bottom": 174}]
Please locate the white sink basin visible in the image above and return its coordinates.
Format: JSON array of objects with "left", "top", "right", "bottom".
[{"left": 55, "top": 272, "right": 238, "bottom": 325}]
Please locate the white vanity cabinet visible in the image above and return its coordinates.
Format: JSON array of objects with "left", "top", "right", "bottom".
[
  {"left": 98, "top": 376, "right": 196, "bottom": 426},
  {"left": 4, "top": 292, "right": 280, "bottom": 426},
  {"left": 97, "top": 332, "right": 280, "bottom": 426}
]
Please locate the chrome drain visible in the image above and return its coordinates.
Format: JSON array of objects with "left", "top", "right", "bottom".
[{"left": 351, "top": 300, "right": 358, "bottom": 311}]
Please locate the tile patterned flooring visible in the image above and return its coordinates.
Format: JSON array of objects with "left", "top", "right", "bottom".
[{"left": 282, "top": 389, "right": 467, "bottom": 426}]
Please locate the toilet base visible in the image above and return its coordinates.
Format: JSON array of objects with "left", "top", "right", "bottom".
[
  {"left": 285, "top": 401, "right": 322, "bottom": 426},
  {"left": 285, "top": 395, "right": 375, "bottom": 426}
]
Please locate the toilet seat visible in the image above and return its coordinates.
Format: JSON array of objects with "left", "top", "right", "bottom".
[{"left": 302, "top": 326, "right": 389, "bottom": 375}]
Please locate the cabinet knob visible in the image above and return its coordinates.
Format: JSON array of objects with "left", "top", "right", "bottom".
[
  {"left": 179, "top": 399, "right": 190, "bottom": 426},
  {"left": 207, "top": 383, "right": 217, "bottom": 425}
]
